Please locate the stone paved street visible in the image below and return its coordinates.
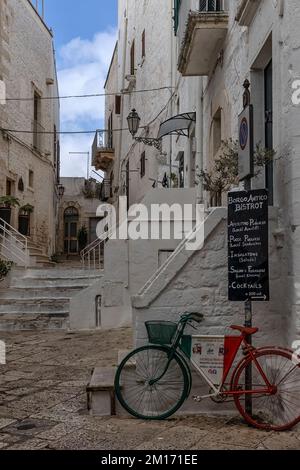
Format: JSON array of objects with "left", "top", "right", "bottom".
[{"left": 0, "top": 329, "right": 299, "bottom": 451}]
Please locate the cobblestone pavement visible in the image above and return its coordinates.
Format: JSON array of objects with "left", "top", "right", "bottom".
[{"left": 0, "top": 329, "right": 299, "bottom": 451}]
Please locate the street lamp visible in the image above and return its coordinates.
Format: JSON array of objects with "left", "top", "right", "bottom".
[
  {"left": 127, "top": 109, "right": 162, "bottom": 151},
  {"left": 69, "top": 152, "right": 90, "bottom": 180},
  {"left": 57, "top": 184, "right": 65, "bottom": 198}
]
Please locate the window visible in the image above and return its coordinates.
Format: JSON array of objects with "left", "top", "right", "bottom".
[
  {"left": 115, "top": 95, "right": 121, "bottom": 115},
  {"left": 108, "top": 113, "right": 113, "bottom": 148},
  {"left": 33, "top": 91, "right": 42, "bottom": 151},
  {"left": 200, "top": 0, "right": 223, "bottom": 12},
  {"left": 6, "top": 179, "right": 12, "bottom": 196},
  {"left": 29, "top": 170, "right": 34, "bottom": 189},
  {"left": 140, "top": 151, "right": 146, "bottom": 178},
  {"left": 110, "top": 172, "right": 114, "bottom": 198},
  {"left": 212, "top": 108, "right": 222, "bottom": 156},
  {"left": 173, "top": 0, "right": 182, "bottom": 35},
  {"left": 142, "top": 30, "right": 146, "bottom": 59},
  {"left": 179, "top": 152, "right": 184, "bottom": 188},
  {"left": 130, "top": 40, "right": 135, "bottom": 75}
]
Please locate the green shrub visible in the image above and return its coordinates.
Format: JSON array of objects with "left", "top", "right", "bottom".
[{"left": 0, "top": 259, "right": 13, "bottom": 280}]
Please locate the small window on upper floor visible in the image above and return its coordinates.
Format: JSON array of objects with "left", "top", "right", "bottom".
[
  {"left": 115, "top": 95, "right": 121, "bottom": 115},
  {"left": 29, "top": 170, "right": 34, "bottom": 189},
  {"left": 140, "top": 151, "right": 146, "bottom": 178},
  {"left": 200, "top": 0, "right": 223, "bottom": 12},
  {"left": 130, "top": 40, "right": 135, "bottom": 76},
  {"left": 212, "top": 108, "right": 222, "bottom": 156},
  {"left": 142, "top": 30, "right": 146, "bottom": 59}
]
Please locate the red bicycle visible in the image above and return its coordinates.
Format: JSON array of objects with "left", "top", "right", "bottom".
[{"left": 115, "top": 313, "right": 300, "bottom": 431}]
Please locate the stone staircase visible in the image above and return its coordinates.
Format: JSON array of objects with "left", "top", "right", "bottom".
[
  {"left": 0, "top": 266, "right": 103, "bottom": 331},
  {"left": 16, "top": 235, "right": 55, "bottom": 267}
]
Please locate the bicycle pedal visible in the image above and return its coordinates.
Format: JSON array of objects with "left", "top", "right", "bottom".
[{"left": 193, "top": 395, "right": 202, "bottom": 403}]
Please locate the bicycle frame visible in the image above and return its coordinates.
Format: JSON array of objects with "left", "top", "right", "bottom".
[
  {"left": 187, "top": 334, "right": 273, "bottom": 399},
  {"left": 150, "top": 318, "right": 274, "bottom": 399}
]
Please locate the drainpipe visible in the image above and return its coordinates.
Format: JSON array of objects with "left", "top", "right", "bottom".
[{"left": 196, "top": 76, "right": 204, "bottom": 204}]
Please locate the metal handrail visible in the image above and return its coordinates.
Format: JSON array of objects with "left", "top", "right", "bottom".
[
  {"left": 0, "top": 217, "right": 29, "bottom": 267},
  {"left": 80, "top": 225, "right": 117, "bottom": 270}
]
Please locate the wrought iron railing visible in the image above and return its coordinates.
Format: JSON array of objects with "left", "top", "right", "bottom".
[
  {"left": 199, "top": 0, "right": 225, "bottom": 12},
  {"left": 92, "top": 130, "right": 114, "bottom": 166}
]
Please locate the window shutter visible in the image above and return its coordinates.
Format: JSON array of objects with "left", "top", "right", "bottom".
[
  {"left": 142, "top": 30, "right": 146, "bottom": 58},
  {"left": 115, "top": 95, "right": 121, "bottom": 115}
]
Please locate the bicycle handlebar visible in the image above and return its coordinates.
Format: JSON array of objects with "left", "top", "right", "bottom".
[{"left": 181, "top": 312, "right": 204, "bottom": 324}]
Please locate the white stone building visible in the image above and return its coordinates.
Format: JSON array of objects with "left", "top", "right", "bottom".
[
  {"left": 0, "top": 0, "right": 60, "bottom": 262},
  {"left": 78, "top": 0, "right": 300, "bottom": 363}
]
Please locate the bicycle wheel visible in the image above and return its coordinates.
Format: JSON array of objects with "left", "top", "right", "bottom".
[
  {"left": 115, "top": 345, "right": 189, "bottom": 420},
  {"left": 233, "top": 348, "right": 300, "bottom": 431}
]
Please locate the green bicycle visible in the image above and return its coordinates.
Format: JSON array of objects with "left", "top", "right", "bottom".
[{"left": 115, "top": 313, "right": 300, "bottom": 431}]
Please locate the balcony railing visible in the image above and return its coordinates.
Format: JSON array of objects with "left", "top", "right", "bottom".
[
  {"left": 92, "top": 130, "right": 115, "bottom": 172},
  {"left": 199, "top": 0, "right": 225, "bottom": 12},
  {"left": 32, "top": 120, "right": 44, "bottom": 153},
  {"left": 177, "top": 0, "right": 229, "bottom": 76}
]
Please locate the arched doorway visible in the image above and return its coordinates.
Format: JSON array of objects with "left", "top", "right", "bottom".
[{"left": 64, "top": 207, "right": 79, "bottom": 254}]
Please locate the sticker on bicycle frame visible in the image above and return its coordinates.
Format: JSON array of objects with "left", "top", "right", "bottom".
[{"left": 191, "top": 336, "right": 225, "bottom": 386}]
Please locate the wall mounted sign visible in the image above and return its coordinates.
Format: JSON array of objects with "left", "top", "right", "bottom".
[
  {"left": 238, "top": 105, "right": 254, "bottom": 181},
  {"left": 228, "top": 189, "right": 269, "bottom": 302}
]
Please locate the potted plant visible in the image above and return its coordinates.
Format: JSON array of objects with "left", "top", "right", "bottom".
[
  {"left": 77, "top": 225, "right": 88, "bottom": 251},
  {"left": 19, "top": 204, "right": 34, "bottom": 214},
  {"left": 198, "top": 139, "right": 275, "bottom": 207},
  {"left": 0, "top": 196, "right": 20, "bottom": 225}
]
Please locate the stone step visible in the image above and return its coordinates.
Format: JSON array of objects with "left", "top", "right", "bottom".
[
  {"left": 87, "top": 367, "right": 117, "bottom": 417},
  {"left": 0, "top": 298, "right": 69, "bottom": 314},
  {"left": 28, "top": 247, "right": 45, "bottom": 256},
  {"left": 0, "top": 313, "right": 69, "bottom": 331},
  {"left": 10, "top": 276, "right": 102, "bottom": 288},
  {"left": 0, "top": 286, "right": 86, "bottom": 299},
  {"left": 15, "top": 268, "right": 103, "bottom": 279}
]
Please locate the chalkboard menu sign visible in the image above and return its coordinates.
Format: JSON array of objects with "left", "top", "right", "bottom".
[{"left": 228, "top": 189, "right": 269, "bottom": 302}]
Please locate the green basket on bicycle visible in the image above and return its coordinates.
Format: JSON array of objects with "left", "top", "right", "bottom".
[{"left": 145, "top": 321, "right": 177, "bottom": 345}]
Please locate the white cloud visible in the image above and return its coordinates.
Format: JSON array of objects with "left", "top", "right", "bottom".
[{"left": 57, "top": 29, "right": 117, "bottom": 177}]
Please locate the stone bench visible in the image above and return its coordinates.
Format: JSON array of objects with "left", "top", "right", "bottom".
[
  {"left": 87, "top": 350, "right": 132, "bottom": 417},
  {"left": 87, "top": 367, "right": 117, "bottom": 417}
]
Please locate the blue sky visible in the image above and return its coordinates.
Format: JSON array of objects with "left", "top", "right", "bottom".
[
  {"left": 45, "top": 0, "right": 117, "bottom": 51},
  {"left": 43, "top": 0, "right": 118, "bottom": 177}
]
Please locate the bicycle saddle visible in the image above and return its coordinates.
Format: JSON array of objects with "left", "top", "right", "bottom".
[{"left": 231, "top": 325, "right": 259, "bottom": 335}]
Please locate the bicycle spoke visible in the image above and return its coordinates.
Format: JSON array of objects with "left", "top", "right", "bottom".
[
  {"left": 234, "top": 350, "right": 300, "bottom": 430},
  {"left": 115, "top": 346, "right": 188, "bottom": 419}
]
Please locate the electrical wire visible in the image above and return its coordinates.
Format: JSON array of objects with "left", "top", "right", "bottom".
[
  {"left": 0, "top": 127, "right": 129, "bottom": 135},
  {"left": 4, "top": 86, "right": 174, "bottom": 102},
  {"left": 0, "top": 90, "right": 178, "bottom": 136}
]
